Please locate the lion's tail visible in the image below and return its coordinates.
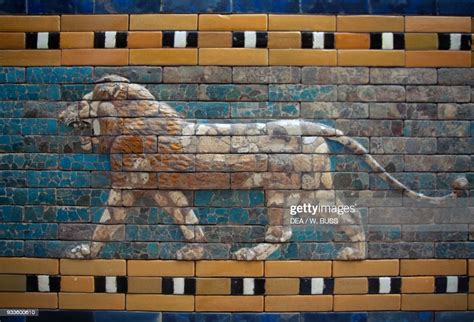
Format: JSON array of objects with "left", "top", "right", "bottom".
[{"left": 327, "top": 134, "right": 469, "bottom": 204}]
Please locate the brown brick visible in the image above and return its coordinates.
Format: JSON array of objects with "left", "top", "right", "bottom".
[
  {"left": 199, "top": 48, "right": 268, "bottom": 66},
  {"left": 199, "top": 14, "right": 267, "bottom": 31},
  {"left": 128, "top": 32, "right": 162, "bottom": 48},
  {"left": 128, "top": 260, "right": 194, "bottom": 276},
  {"left": 334, "top": 295, "right": 400, "bottom": 311},
  {"left": 0, "top": 258, "right": 58, "bottom": 274},
  {"left": 128, "top": 277, "right": 162, "bottom": 294},
  {"left": 265, "top": 261, "right": 331, "bottom": 277},
  {"left": 60, "top": 32, "right": 94, "bottom": 49},
  {"left": 127, "top": 295, "right": 194, "bottom": 311},
  {"left": 265, "top": 278, "right": 299, "bottom": 295},
  {"left": 196, "top": 296, "right": 263, "bottom": 312},
  {"left": 0, "top": 16, "right": 59, "bottom": 31},
  {"left": 198, "top": 32, "right": 232, "bottom": 48},
  {"left": 265, "top": 295, "right": 332, "bottom": 312},
  {"left": 269, "top": 15, "right": 335, "bottom": 31},
  {"left": 130, "top": 14, "right": 197, "bottom": 30},
  {"left": 196, "top": 261, "right": 263, "bottom": 277},
  {"left": 0, "top": 33, "right": 25, "bottom": 49},
  {"left": 337, "top": 16, "right": 404, "bottom": 32},
  {"left": 62, "top": 49, "right": 128, "bottom": 66},
  {"left": 405, "top": 51, "right": 471, "bottom": 67},
  {"left": 130, "top": 49, "right": 197, "bottom": 65},
  {"left": 469, "top": 260, "right": 474, "bottom": 276},
  {"left": 196, "top": 278, "right": 231, "bottom": 295},
  {"left": 60, "top": 276, "right": 94, "bottom": 293},
  {"left": 469, "top": 278, "right": 474, "bottom": 293},
  {"left": 333, "top": 260, "right": 399, "bottom": 277},
  {"left": 470, "top": 294, "right": 474, "bottom": 309},
  {"left": 334, "top": 278, "right": 368, "bottom": 294},
  {"left": 60, "top": 259, "right": 126, "bottom": 276},
  {"left": 400, "top": 259, "right": 466, "bottom": 276},
  {"left": 0, "top": 50, "right": 60, "bottom": 66},
  {"left": 405, "top": 33, "right": 438, "bottom": 50},
  {"left": 406, "top": 16, "right": 471, "bottom": 32},
  {"left": 0, "top": 293, "right": 57, "bottom": 308},
  {"left": 402, "top": 294, "right": 467, "bottom": 310},
  {"left": 160, "top": 173, "right": 230, "bottom": 189},
  {"left": 0, "top": 275, "right": 26, "bottom": 291},
  {"left": 269, "top": 49, "right": 336, "bottom": 66},
  {"left": 335, "top": 33, "right": 370, "bottom": 49},
  {"left": 61, "top": 14, "right": 128, "bottom": 31},
  {"left": 401, "top": 277, "right": 434, "bottom": 293},
  {"left": 268, "top": 32, "right": 301, "bottom": 49},
  {"left": 338, "top": 50, "right": 404, "bottom": 66},
  {"left": 59, "top": 293, "right": 124, "bottom": 310}
]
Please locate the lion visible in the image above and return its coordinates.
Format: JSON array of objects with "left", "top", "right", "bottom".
[{"left": 59, "top": 75, "right": 468, "bottom": 260}]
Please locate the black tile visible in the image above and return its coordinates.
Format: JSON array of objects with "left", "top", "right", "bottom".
[
  {"left": 324, "top": 32, "right": 335, "bottom": 49},
  {"left": 370, "top": 33, "right": 382, "bottom": 49},
  {"left": 94, "top": 32, "right": 106, "bottom": 48},
  {"left": 162, "top": 31, "right": 175, "bottom": 47},
  {"left": 460, "top": 34, "right": 472, "bottom": 51},
  {"left": 186, "top": 31, "right": 198, "bottom": 48},
  {"left": 232, "top": 32, "right": 245, "bottom": 47},
  {"left": 390, "top": 277, "right": 401, "bottom": 294},
  {"left": 26, "top": 275, "right": 38, "bottom": 292},
  {"left": 231, "top": 278, "right": 243, "bottom": 295},
  {"left": 49, "top": 276, "right": 61, "bottom": 292},
  {"left": 323, "top": 278, "right": 334, "bottom": 295},
  {"left": 458, "top": 276, "right": 469, "bottom": 293},
  {"left": 94, "top": 276, "right": 106, "bottom": 293},
  {"left": 393, "top": 33, "right": 405, "bottom": 49},
  {"left": 435, "top": 276, "right": 447, "bottom": 293},
  {"left": 184, "top": 278, "right": 196, "bottom": 295},
  {"left": 48, "top": 32, "right": 60, "bottom": 49},
  {"left": 299, "top": 278, "right": 312, "bottom": 295},
  {"left": 254, "top": 278, "right": 265, "bottom": 295},
  {"left": 301, "top": 32, "right": 313, "bottom": 49},
  {"left": 116, "top": 276, "right": 128, "bottom": 293},
  {"left": 438, "top": 33, "right": 451, "bottom": 50},
  {"left": 256, "top": 32, "right": 268, "bottom": 48},
  {"left": 162, "top": 277, "right": 174, "bottom": 294},
  {"left": 25, "top": 33, "right": 38, "bottom": 49},
  {"left": 116, "top": 32, "right": 128, "bottom": 48},
  {"left": 368, "top": 277, "right": 380, "bottom": 294}
]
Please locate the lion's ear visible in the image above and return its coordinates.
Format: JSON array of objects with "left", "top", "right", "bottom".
[{"left": 95, "top": 74, "right": 130, "bottom": 84}]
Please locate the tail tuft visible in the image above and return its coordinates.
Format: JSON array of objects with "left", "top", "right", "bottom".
[{"left": 452, "top": 176, "right": 469, "bottom": 196}]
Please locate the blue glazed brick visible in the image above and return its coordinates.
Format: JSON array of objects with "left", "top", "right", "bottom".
[
  {"left": 435, "top": 312, "right": 474, "bottom": 322},
  {"left": 96, "top": 311, "right": 161, "bottom": 322},
  {"left": 22, "top": 119, "right": 58, "bottom": 135},
  {"left": 0, "top": 67, "right": 25, "bottom": 83},
  {"left": 91, "top": 171, "right": 111, "bottom": 188},
  {"left": 368, "top": 312, "right": 432, "bottom": 322},
  {"left": 162, "top": 0, "right": 231, "bottom": 13},
  {"left": 24, "top": 206, "right": 56, "bottom": 222},
  {"left": 0, "top": 0, "right": 26, "bottom": 14},
  {"left": 438, "top": 0, "right": 474, "bottom": 15},
  {"left": 297, "top": 242, "right": 338, "bottom": 259},
  {"left": 27, "top": 188, "right": 56, "bottom": 205},
  {"left": 301, "top": 0, "right": 369, "bottom": 14},
  {"left": 24, "top": 153, "right": 58, "bottom": 169},
  {"left": 195, "top": 208, "right": 268, "bottom": 225},
  {"left": 231, "top": 102, "right": 300, "bottom": 118},
  {"left": 61, "top": 84, "right": 94, "bottom": 101},
  {"left": 0, "top": 136, "right": 24, "bottom": 152},
  {"left": 26, "top": 171, "right": 90, "bottom": 188},
  {"left": 147, "top": 84, "right": 199, "bottom": 101},
  {"left": 27, "top": 67, "right": 93, "bottom": 84},
  {"left": 0, "top": 170, "right": 26, "bottom": 187},
  {"left": 269, "top": 85, "right": 337, "bottom": 102},
  {"left": 166, "top": 101, "right": 230, "bottom": 118},
  {"left": 23, "top": 101, "right": 67, "bottom": 118},
  {"left": 95, "top": 66, "right": 163, "bottom": 83},
  {"left": 159, "top": 242, "right": 230, "bottom": 259},
  {"left": 0, "top": 223, "right": 57, "bottom": 239},
  {"left": 233, "top": 0, "right": 300, "bottom": 13},
  {"left": 95, "top": 0, "right": 161, "bottom": 13},
  {"left": 164, "top": 313, "right": 233, "bottom": 322},
  {"left": 24, "top": 240, "right": 81, "bottom": 257},
  {"left": 195, "top": 190, "right": 265, "bottom": 207},
  {"left": 100, "top": 242, "right": 161, "bottom": 259},
  {"left": 302, "top": 313, "right": 367, "bottom": 322},
  {"left": 0, "top": 85, "right": 61, "bottom": 100},
  {"left": 57, "top": 189, "right": 109, "bottom": 206},
  {"left": 28, "top": 0, "right": 93, "bottom": 13},
  {"left": 0, "top": 187, "right": 27, "bottom": 205},
  {"left": 234, "top": 313, "right": 299, "bottom": 322},
  {"left": 25, "top": 310, "right": 93, "bottom": 322},
  {"left": 0, "top": 206, "right": 22, "bottom": 222},
  {"left": 291, "top": 225, "right": 334, "bottom": 242},
  {"left": 0, "top": 119, "right": 20, "bottom": 135},
  {"left": 370, "top": 0, "right": 436, "bottom": 14},
  {"left": 126, "top": 225, "right": 185, "bottom": 241},
  {"left": 59, "top": 154, "right": 110, "bottom": 171},
  {"left": 0, "top": 240, "right": 23, "bottom": 256},
  {"left": 56, "top": 207, "right": 91, "bottom": 222},
  {"left": 371, "top": 173, "right": 436, "bottom": 190},
  {"left": 435, "top": 242, "right": 474, "bottom": 258},
  {"left": 0, "top": 102, "right": 24, "bottom": 118},
  {"left": 199, "top": 84, "right": 268, "bottom": 101}
]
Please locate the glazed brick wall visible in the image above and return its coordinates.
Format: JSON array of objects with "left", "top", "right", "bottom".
[{"left": 0, "top": 66, "right": 472, "bottom": 260}]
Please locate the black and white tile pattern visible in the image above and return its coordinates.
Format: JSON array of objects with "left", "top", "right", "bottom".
[
  {"left": 162, "top": 31, "right": 198, "bottom": 48},
  {"left": 94, "top": 276, "right": 128, "bottom": 293},
  {"left": 435, "top": 276, "right": 469, "bottom": 293},
  {"left": 25, "top": 32, "right": 60, "bottom": 49},
  {"left": 232, "top": 31, "right": 268, "bottom": 48},
  {"left": 94, "top": 32, "right": 128, "bottom": 48},
  {"left": 162, "top": 277, "right": 196, "bottom": 295},
  {"left": 370, "top": 33, "right": 404, "bottom": 50},
  {"left": 231, "top": 278, "right": 265, "bottom": 295},
  {"left": 301, "top": 32, "right": 335, "bottom": 49},
  {"left": 26, "top": 275, "right": 60, "bottom": 292},
  {"left": 368, "top": 277, "right": 401, "bottom": 294},
  {"left": 438, "top": 33, "right": 472, "bottom": 51},
  {"left": 299, "top": 278, "right": 334, "bottom": 295}
]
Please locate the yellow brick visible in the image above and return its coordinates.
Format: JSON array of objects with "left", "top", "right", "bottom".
[
  {"left": 334, "top": 278, "right": 368, "bottom": 294},
  {"left": 128, "top": 260, "right": 194, "bottom": 276},
  {"left": 128, "top": 277, "right": 162, "bottom": 293},
  {"left": 0, "top": 33, "right": 25, "bottom": 49},
  {"left": 337, "top": 15, "right": 404, "bottom": 32},
  {"left": 196, "top": 296, "right": 263, "bottom": 312},
  {"left": 60, "top": 259, "right": 126, "bottom": 276},
  {"left": 470, "top": 294, "right": 474, "bottom": 309},
  {"left": 265, "top": 261, "right": 331, "bottom": 277},
  {"left": 128, "top": 32, "right": 162, "bottom": 48},
  {"left": 0, "top": 293, "right": 57, "bottom": 308},
  {"left": 0, "top": 275, "right": 26, "bottom": 291},
  {"left": 59, "top": 293, "right": 124, "bottom": 310},
  {"left": 334, "top": 295, "right": 400, "bottom": 311},
  {"left": 62, "top": 49, "right": 129, "bottom": 66},
  {"left": 333, "top": 260, "right": 399, "bottom": 277},
  {"left": 406, "top": 16, "right": 471, "bottom": 32},
  {"left": 61, "top": 276, "right": 94, "bottom": 293},
  {"left": 406, "top": 51, "right": 471, "bottom": 67},
  {"left": 130, "top": 14, "right": 197, "bottom": 30},
  {"left": 268, "top": 32, "right": 301, "bottom": 49},
  {"left": 127, "top": 295, "right": 194, "bottom": 311},
  {"left": 265, "top": 278, "right": 300, "bottom": 295},
  {"left": 470, "top": 260, "right": 474, "bottom": 276},
  {"left": 199, "top": 14, "right": 267, "bottom": 31},
  {"left": 269, "top": 49, "right": 336, "bottom": 66},
  {"left": 338, "top": 50, "right": 404, "bottom": 67},
  {"left": 265, "top": 295, "right": 333, "bottom": 312},
  {"left": 0, "top": 50, "right": 61, "bottom": 66},
  {"left": 401, "top": 277, "right": 434, "bottom": 293},
  {"left": 198, "top": 32, "right": 232, "bottom": 48},
  {"left": 196, "top": 278, "right": 231, "bottom": 295},
  {"left": 130, "top": 49, "right": 197, "bottom": 65},
  {"left": 469, "top": 278, "right": 474, "bottom": 293},
  {"left": 60, "top": 32, "right": 94, "bottom": 49},
  {"left": 400, "top": 259, "right": 467, "bottom": 276},
  {"left": 199, "top": 48, "right": 268, "bottom": 66},
  {"left": 196, "top": 260, "right": 263, "bottom": 277},
  {"left": 402, "top": 294, "right": 467, "bottom": 310},
  {"left": 405, "top": 33, "right": 438, "bottom": 50},
  {"left": 0, "top": 258, "right": 58, "bottom": 274},
  {"left": 0, "top": 16, "right": 59, "bottom": 31},
  {"left": 269, "top": 15, "right": 336, "bottom": 31},
  {"left": 61, "top": 14, "right": 128, "bottom": 31},
  {"left": 335, "top": 33, "right": 370, "bottom": 49}
]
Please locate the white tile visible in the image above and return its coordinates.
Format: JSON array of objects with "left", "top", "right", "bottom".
[
  {"left": 311, "top": 278, "right": 324, "bottom": 294},
  {"left": 173, "top": 277, "right": 185, "bottom": 294},
  {"left": 37, "top": 32, "right": 49, "bottom": 49},
  {"left": 37, "top": 275, "right": 50, "bottom": 292},
  {"left": 450, "top": 34, "right": 461, "bottom": 50},
  {"left": 244, "top": 31, "right": 257, "bottom": 48},
  {"left": 312, "top": 32, "right": 325, "bottom": 49},
  {"left": 243, "top": 278, "right": 255, "bottom": 295},
  {"left": 174, "top": 31, "right": 187, "bottom": 48},
  {"left": 382, "top": 33, "right": 394, "bottom": 50},
  {"left": 104, "top": 31, "right": 117, "bottom": 48},
  {"left": 446, "top": 276, "right": 458, "bottom": 293},
  {"left": 379, "top": 277, "right": 391, "bottom": 294},
  {"left": 105, "top": 276, "right": 117, "bottom": 293}
]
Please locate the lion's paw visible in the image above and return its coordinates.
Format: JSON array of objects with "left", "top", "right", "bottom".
[
  {"left": 69, "top": 243, "right": 91, "bottom": 259},
  {"left": 176, "top": 245, "right": 205, "bottom": 260}
]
